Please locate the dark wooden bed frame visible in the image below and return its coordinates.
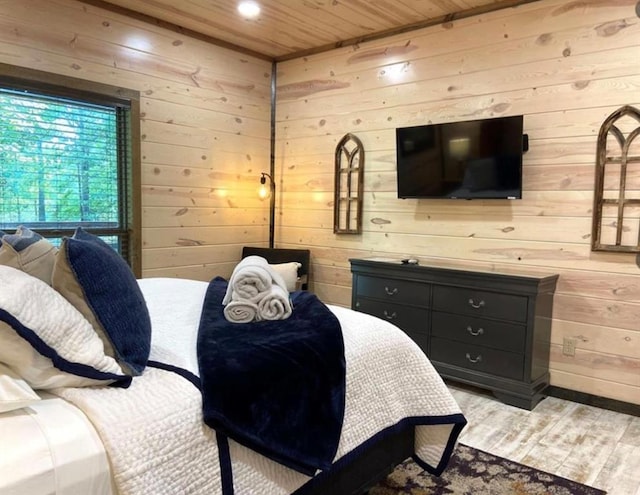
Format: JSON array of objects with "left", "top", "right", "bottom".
[
  {"left": 241, "top": 246, "right": 311, "bottom": 290},
  {"left": 300, "top": 426, "right": 414, "bottom": 494},
  {"left": 241, "top": 246, "right": 415, "bottom": 494}
]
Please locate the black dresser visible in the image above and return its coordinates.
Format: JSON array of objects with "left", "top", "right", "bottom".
[{"left": 350, "top": 258, "right": 558, "bottom": 410}]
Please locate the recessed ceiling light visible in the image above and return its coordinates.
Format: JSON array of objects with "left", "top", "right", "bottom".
[{"left": 238, "top": 1, "right": 260, "bottom": 19}]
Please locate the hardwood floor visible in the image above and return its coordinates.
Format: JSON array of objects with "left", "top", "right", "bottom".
[{"left": 448, "top": 382, "right": 640, "bottom": 495}]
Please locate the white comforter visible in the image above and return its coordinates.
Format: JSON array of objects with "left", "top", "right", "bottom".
[{"left": 54, "top": 278, "right": 464, "bottom": 495}]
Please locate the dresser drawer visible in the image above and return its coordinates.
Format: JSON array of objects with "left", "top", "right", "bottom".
[
  {"left": 432, "top": 285, "right": 527, "bottom": 323},
  {"left": 431, "top": 311, "right": 525, "bottom": 353},
  {"left": 351, "top": 258, "right": 558, "bottom": 410},
  {"left": 430, "top": 337, "right": 524, "bottom": 381},
  {"left": 355, "top": 275, "right": 430, "bottom": 307},
  {"left": 355, "top": 297, "right": 429, "bottom": 336}
]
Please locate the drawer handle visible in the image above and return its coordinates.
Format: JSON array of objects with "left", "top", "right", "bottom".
[
  {"left": 465, "top": 353, "right": 482, "bottom": 364},
  {"left": 383, "top": 310, "right": 397, "bottom": 320},
  {"left": 466, "top": 326, "right": 484, "bottom": 337},
  {"left": 384, "top": 286, "right": 398, "bottom": 296},
  {"left": 468, "top": 298, "right": 485, "bottom": 309}
]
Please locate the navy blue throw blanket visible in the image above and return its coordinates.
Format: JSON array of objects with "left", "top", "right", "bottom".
[{"left": 197, "top": 277, "right": 346, "bottom": 476}]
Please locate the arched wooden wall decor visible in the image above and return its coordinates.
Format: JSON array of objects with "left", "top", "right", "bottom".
[
  {"left": 591, "top": 105, "right": 640, "bottom": 252},
  {"left": 334, "top": 133, "right": 364, "bottom": 234}
]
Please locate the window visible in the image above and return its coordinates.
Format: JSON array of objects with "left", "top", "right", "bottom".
[{"left": 0, "top": 64, "right": 141, "bottom": 275}]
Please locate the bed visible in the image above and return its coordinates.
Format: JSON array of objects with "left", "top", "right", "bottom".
[{"left": 0, "top": 228, "right": 467, "bottom": 495}]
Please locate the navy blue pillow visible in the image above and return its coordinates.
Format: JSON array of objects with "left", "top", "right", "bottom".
[{"left": 52, "top": 228, "right": 151, "bottom": 376}]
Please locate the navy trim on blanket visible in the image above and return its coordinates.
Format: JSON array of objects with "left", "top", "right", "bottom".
[
  {"left": 216, "top": 432, "right": 234, "bottom": 495},
  {"left": 197, "top": 277, "right": 346, "bottom": 476},
  {"left": 410, "top": 413, "right": 468, "bottom": 475},
  {"left": 0, "top": 308, "right": 132, "bottom": 387},
  {"left": 147, "top": 360, "right": 201, "bottom": 389},
  {"left": 292, "top": 413, "right": 467, "bottom": 495}
]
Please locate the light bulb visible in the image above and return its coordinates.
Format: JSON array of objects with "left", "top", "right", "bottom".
[
  {"left": 238, "top": 1, "right": 260, "bottom": 19},
  {"left": 258, "top": 184, "right": 270, "bottom": 199}
]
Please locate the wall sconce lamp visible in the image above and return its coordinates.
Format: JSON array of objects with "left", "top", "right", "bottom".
[
  {"left": 258, "top": 172, "right": 275, "bottom": 248},
  {"left": 258, "top": 172, "right": 273, "bottom": 199}
]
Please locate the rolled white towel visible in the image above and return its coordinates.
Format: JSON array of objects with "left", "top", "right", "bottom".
[
  {"left": 223, "top": 255, "right": 272, "bottom": 304},
  {"left": 223, "top": 299, "right": 260, "bottom": 323},
  {"left": 223, "top": 255, "right": 289, "bottom": 305},
  {"left": 257, "top": 284, "right": 293, "bottom": 321}
]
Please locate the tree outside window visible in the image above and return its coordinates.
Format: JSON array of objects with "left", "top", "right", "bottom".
[{"left": 0, "top": 64, "right": 141, "bottom": 274}]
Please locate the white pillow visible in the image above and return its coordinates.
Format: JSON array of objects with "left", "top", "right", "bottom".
[
  {"left": 270, "top": 262, "right": 302, "bottom": 292},
  {"left": 0, "top": 265, "right": 130, "bottom": 389},
  {"left": 0, "top": 362, "right": 40, "bottom": 413}
]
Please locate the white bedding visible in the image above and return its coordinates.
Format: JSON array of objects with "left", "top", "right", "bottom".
[
  {"left": 0, "top": 392, "right": 114, "bottom": 495},
  {"left": 51, "top": 277, "right": 465, "bottom": 495}
]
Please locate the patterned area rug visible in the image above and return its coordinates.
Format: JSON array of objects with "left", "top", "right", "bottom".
[{"left": 370, "top": 444, "right": 606, "bottom": 495}]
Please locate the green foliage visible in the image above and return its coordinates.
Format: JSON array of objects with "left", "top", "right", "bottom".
[{"left": 0, "top": 90, "right": 120, "bottom": 227}]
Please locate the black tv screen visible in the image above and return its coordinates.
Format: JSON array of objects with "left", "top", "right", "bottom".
[{"left": 396, "top": 116, "right": 525, "bottom": 199}]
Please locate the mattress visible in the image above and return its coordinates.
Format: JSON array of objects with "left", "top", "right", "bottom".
[{"left": 0, "top": 392, "right": 114, "bottom": 495}]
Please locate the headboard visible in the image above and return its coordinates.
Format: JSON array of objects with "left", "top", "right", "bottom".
[{"left": 241, "top": 247, "right": 311, "bottom": 290}]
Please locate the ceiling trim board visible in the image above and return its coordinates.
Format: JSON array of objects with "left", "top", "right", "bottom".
[
  {"left": 274, "top": 0, "right": 541, "bottom": 62},
  {"left": 77, "top": 0, "right": 540, "bottom": 63},
  {"left": 74, "top": 0, "right": 273, "bottom": 61}
]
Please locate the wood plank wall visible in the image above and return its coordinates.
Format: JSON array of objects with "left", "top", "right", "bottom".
[
  {"left": 0, "top": 0, "right": 272, "bottom": 281},
  {"left": 275, "top": 0, "right": 640, "bottom": 404}
]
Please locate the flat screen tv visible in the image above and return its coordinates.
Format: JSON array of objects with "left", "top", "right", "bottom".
[{"left": 396, "top": 115, "right": 526, "bottom": 199}]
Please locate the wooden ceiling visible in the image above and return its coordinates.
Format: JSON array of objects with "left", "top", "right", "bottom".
[{"left": 84, "top": 0, "right": 535, "bottom": 61}]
